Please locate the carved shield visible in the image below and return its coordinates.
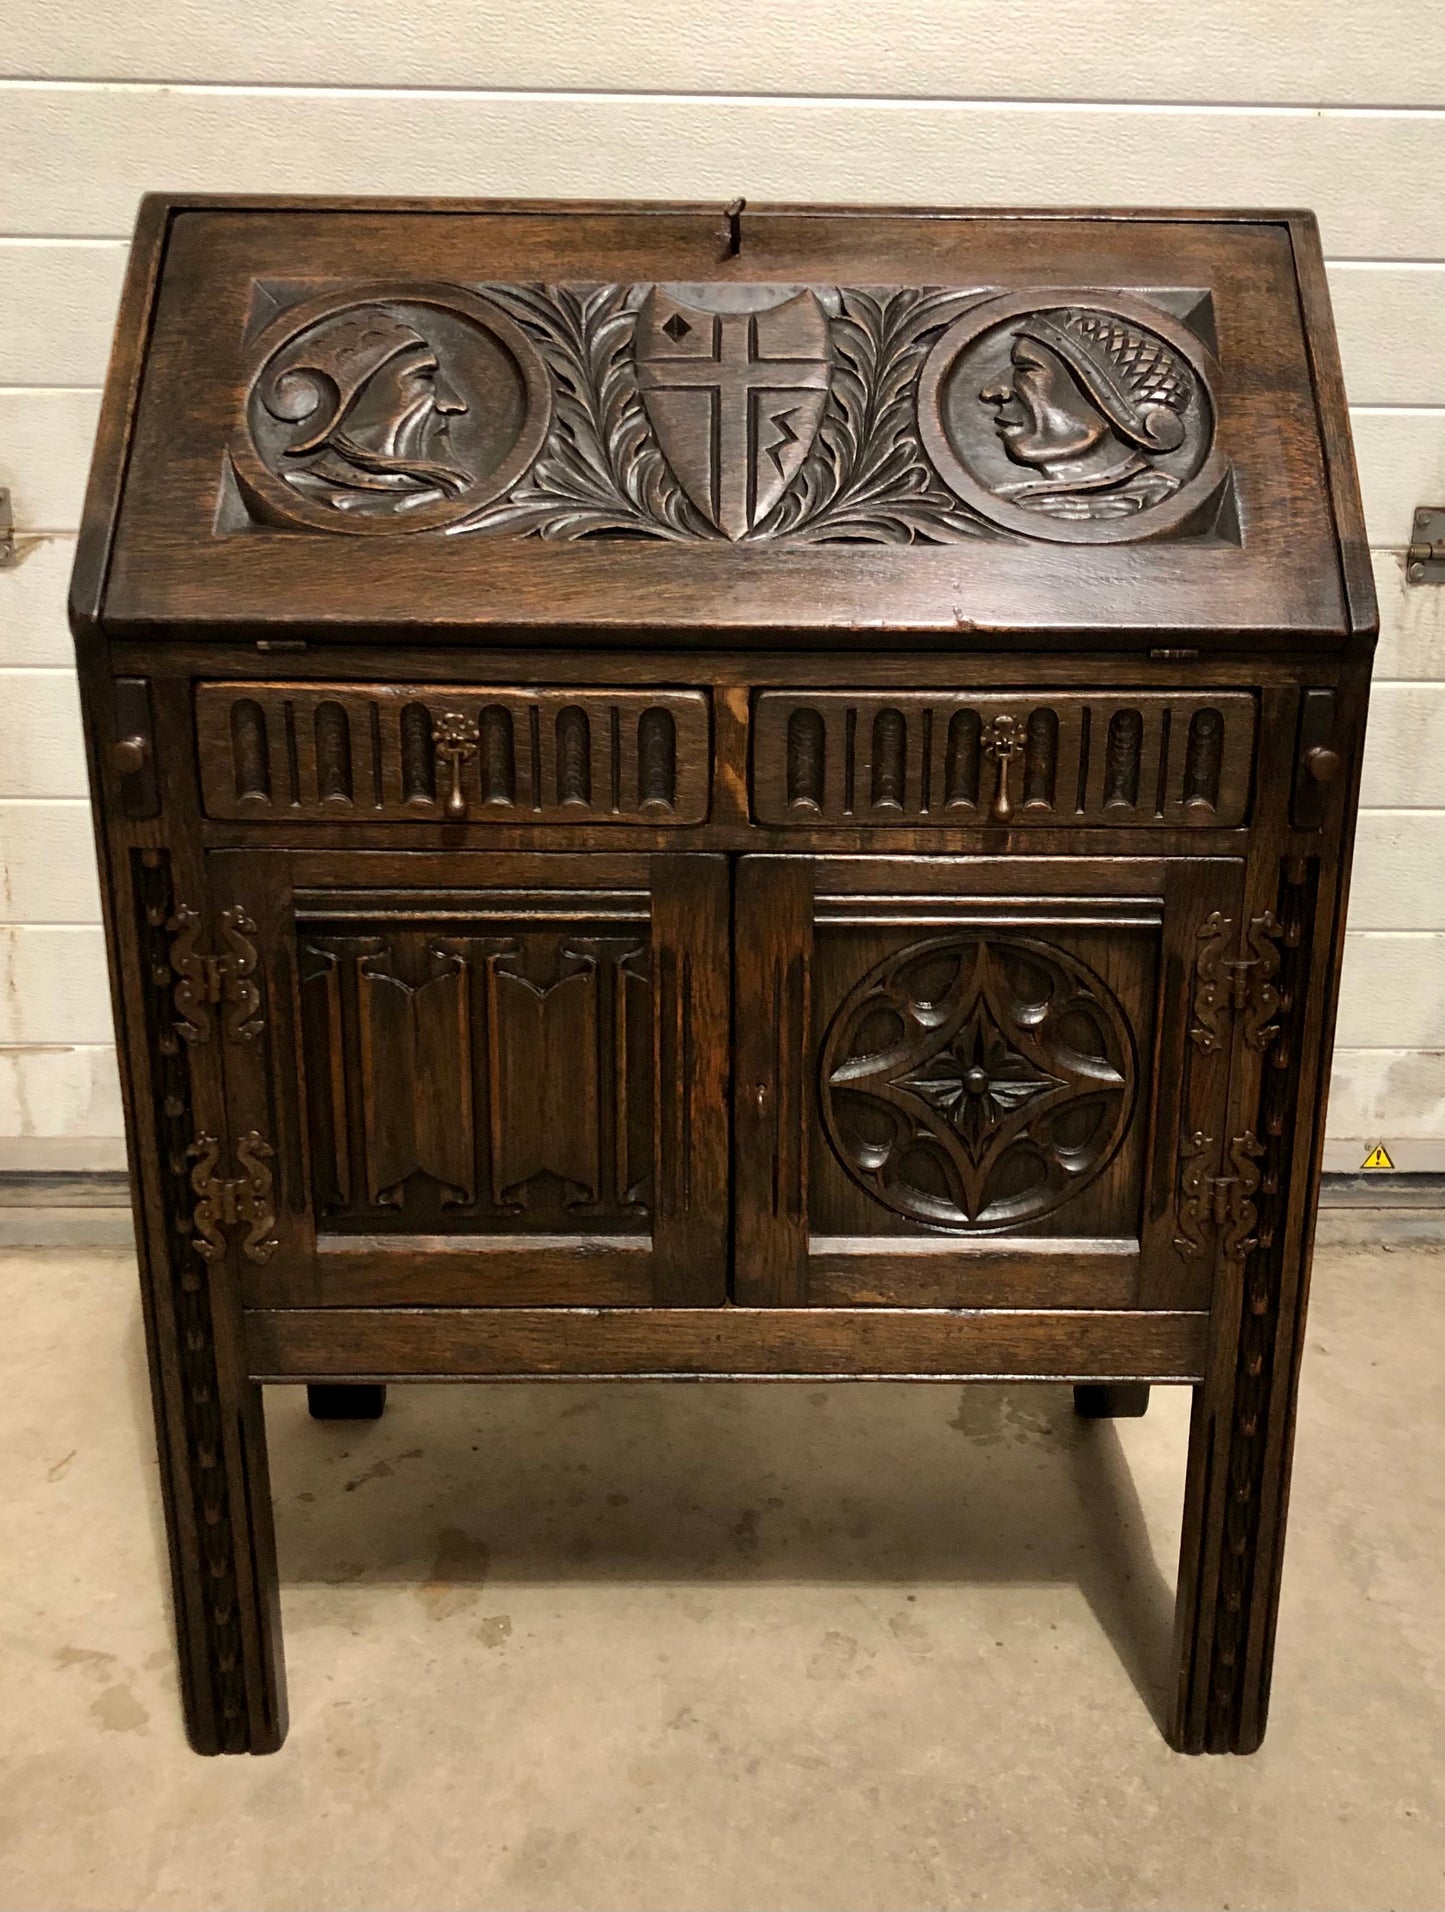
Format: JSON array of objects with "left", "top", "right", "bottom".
[{"left": 634, "top": 289, "right": 831, "bottom": 540}]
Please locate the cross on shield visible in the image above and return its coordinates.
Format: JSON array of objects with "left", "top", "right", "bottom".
[{"left": 634, "top": 288, "right": 831, "bottom": 540}]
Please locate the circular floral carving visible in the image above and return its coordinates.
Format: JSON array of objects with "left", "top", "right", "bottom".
[
  {"left": 820, "top": 934, "right": 1137, "bottom": 1230},
  {"left": 233, "top": 283, "right": 551, "bottom": 535},
  {"left": 917, "top": 291, "right": 1226, "bottom": 545}
]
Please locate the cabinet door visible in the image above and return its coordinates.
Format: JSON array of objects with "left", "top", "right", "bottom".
[
  {"left": 207, "top": 850, "right": 729, "bottom": 1307},
  {"left": 734, "top": 855, "right": 1244, "bottom": 1309}
]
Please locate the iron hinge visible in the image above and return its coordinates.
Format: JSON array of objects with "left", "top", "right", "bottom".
[
  {"left": 1188, "top": 912, "right": 1284, "bottom": 1055},
  {"left": 0, "top": 489, "right": 13, "bottom": 569},
  {"left": 1408, "top": 506, "right": 1445, "bottom": 584},
  {"left": 187, "top": 1131, "right": 279, "bottom": 1264},
  {"left": 1175, "top": 1131, "right": 1264, "bottom": 1262},
  {"left": 164, "top": 905, "right": 263, "bottom": 1044}
]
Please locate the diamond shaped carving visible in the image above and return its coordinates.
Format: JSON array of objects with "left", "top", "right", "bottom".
[{"left": 820, "top": 935, "right": 1136, "bottom": 1230}]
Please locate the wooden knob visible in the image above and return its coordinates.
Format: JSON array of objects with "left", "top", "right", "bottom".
[
  {"left": 1304, "top": 745, "right": 1342, "bottom": 784},
  {"left": 113, "top": 734, "right": 148, "bottom": 776}
]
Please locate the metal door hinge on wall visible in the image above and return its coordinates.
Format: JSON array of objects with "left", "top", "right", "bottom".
[{"left": 1408, "top": 507, "right": 1445, "bottom": 584}]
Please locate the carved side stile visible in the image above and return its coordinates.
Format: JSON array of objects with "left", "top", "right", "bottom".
[{"left": 135, "top": 851, "right": 253, "bottom": 1752}]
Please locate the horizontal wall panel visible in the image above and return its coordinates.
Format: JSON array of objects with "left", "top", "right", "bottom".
[
  {"left": 7, "top": 246, "right": 1445, "bottom": 410},
  {"left": 2, "top": 2, "right": 1438, "bottom": 104},
  {"left": 0, "top": 1044, "right": 122, "bottom": 1153},
  {"left": 2, "top": 375, "right": 1438, "bottom": 559},
  {"left": 1326, "top": 1047, "right": 1445, "bottom": 1143},
  {"left": 1335, "top": 933, "right": 1445, "bottom": 1050},
  {"left": 0, "top": 389, "right": 100, "bottom": 531},
  {"left": 1351, "top": 410, "right": 1445, "bottom": 550},
  {"left": 0, "top": 240, "right": 126, "bottom": 387},
  {"left": 0, "top": 669, "right": 87, "bottom": 796},
  {"left": 1349, "top": 814, "right": 1445, "bottom": 932},
  {"left": 0, "top": 536, "right": 77, "bottom": 665},
  {"left": 0, "top": 88, "right": 1441, "bottom": 258},
  {"left": 0, "top": 801, "right": 100, "bottom": 922},
  {"left": 0, "top": 1041, "right": 1427, "bottom": 1159},
  {"left": 1372, "top": 552, "right": 1445, "bottom": 680},
  {"left": 1, "top": 922, "right": 1438, "bottom": 1049},
  {"left": 1328, "top": 264, "right": 1445, "bottom": 408},
  {"left": 1359, "top": 686, "right": 1445, "bottom": 808},
  {"left": 0, "top": 927, "right": 111, "bottom": 1043}
]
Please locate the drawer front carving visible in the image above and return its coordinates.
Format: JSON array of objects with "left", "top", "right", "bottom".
[
  {"left": 196, "top": 684, "right": 710, "bottom": 824},
  {"left": 752, "top": 690, "right": 1255, "bottom": 828}
]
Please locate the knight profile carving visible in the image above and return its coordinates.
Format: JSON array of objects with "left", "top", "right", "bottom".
[
  {"left": 256, "top": 307, "right": 473, "bottom": 514},
  {"left": 236, "top": 281, "right": 1226, "bottom": 547},
  {"left": 979, "top": 308, "right": 1193, "bottom": 521}
]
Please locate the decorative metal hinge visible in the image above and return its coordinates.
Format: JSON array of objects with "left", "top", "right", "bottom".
[
  {"left": 1407, "top": 506, "right": 1445, "bottom": 584},
  {"left": 0, "top": 489, "right": 13, "bottom": 569},
  {"left": 187, "top": 1131, "right": 278, "bottom": 1264},
  {"left": 166, "top": 905, "right": 263, "bottom": 1043},
  {"left": 1174, "top": 1130, "right": 1264, "bottom": 1262},
  {"left": 1189, "top": 912, "right": 1283, "bottom": 1054}
]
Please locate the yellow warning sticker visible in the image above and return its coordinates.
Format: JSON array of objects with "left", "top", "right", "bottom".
[{"left": 1360, "top": 1144, "right": 1395, "bottom": 1170}]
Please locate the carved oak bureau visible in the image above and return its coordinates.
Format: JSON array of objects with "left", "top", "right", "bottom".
[{"left": 72, "top": 197, "right": 1375, "bottom": 1757}]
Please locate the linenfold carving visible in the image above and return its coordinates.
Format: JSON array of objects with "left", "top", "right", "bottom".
[{"left": 234, "top": 281, "right": 1227, "bottom": 547}]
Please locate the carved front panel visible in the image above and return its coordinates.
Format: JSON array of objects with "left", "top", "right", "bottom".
[
  {"left": 211, "top": 849, "right": 730, "bottom": 1307},
  {"left": 196, "top": 684, "right": 709, "bottom": 824},
  {"left": 299, "top": 923, "right": 653, "bottom": 1235},
  {"left": 753, "top": 690, "right": 1255, "bottom": 828},
  {"left": 733, "top": 854, "right": 1244, "bottom": 1309},
  {"left": 811, "top": 913, "right": 1154, "bottom": 1246},
  {"left": 227, "top": 280, "right": 1230, "bottom": 548}
]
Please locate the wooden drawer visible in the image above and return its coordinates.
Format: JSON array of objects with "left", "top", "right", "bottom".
[
  {"left": 196, "top": 683, "right": 711, "bottom": 825},
  {"left": 752, "top": 689, "right": 1256, "bottom": 828}
]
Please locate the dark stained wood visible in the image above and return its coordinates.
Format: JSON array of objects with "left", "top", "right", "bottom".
[
  {"left": 1074, "top": 1382, "right": 1151, "bottom": 1418},
  {"left": 74, "top": 197, "right": 1374, "bottom": 1758},
  {"left": 245, "top": 1305, "right": 1210, "bottom": 1381},
  {"left": 307, "top": 1382, "right": 386, "bottom": 1419}
]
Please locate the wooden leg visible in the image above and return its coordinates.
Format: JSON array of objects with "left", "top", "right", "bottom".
[
  {"left": 142, "top": 1252, "right": 288, "bottom": 1754},
  {"left": 308, "top": 1382, "right": 387, "bottom": 1420},
  {"left": 129, "top": 852, "right": 287, "bottom": 1755},
  {"left": 1170, "top": 1244, "right": 1309, "bottom": 1755},
  {"left": 1073, "top": 1382, "right": 1151, "bottom": 1418}
]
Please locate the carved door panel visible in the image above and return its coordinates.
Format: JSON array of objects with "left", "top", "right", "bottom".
[
  {"left": 734, "top": 855, "right": 1247, "bottom": 1309},
  {"left": 208, "top": 850, "right": 729, "bottom": 1307}
]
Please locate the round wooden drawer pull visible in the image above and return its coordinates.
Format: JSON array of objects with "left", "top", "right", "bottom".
[
  {"left": 1304, "top": 745, "right": 1342, "bottom": 783},
  {"left": 113, "top": 734, "right": 149, "bottom": 775}
]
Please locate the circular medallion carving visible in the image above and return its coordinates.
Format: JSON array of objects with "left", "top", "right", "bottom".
[
  {"left": 819, "top": 934, "right": 1137, "bottom": 1231},
  {"left": 233, "top": 283, "right": 551, "bottom": 534},
  {"left": 917, "top": 292, "right": 1225, "bottom": 544}
]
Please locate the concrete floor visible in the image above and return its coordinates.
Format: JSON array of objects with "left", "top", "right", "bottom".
[{"left": 1, "top": 1248, "right": 1442, "bottom": 1912}]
